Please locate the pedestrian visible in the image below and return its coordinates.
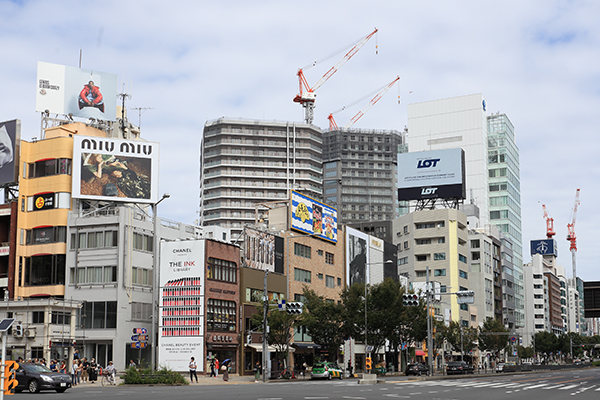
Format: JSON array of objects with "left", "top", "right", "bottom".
[
  {"left": 222, "top": 362, "right": 229, "bottom": 382},
  {"left": 49, "top": 359, "right": 57, "bottom": 372},
  {"left": 76, "top": 360, "right": 82, "bottom": 385},
  {"left": 89, "top": 358, "right": 98, "bottom": 383},
  {"left": 71, "top": 359, "right": 78, "bottom": 386},
  {"left": 129, "top": 360, "right": 136, "bottom": 369},
  {"left": 347, "top": 360, "right": 353, "bottom": 377},
  {"left": 82, "top": 357, "right": 89, "bottom": 382},
  {"left": 60, "top": 361, "right": 67, "bottom": 374},
  {"left": 254, "top": 361, "right": 261, "bottom": 382},
  {"left": 215, "top": 357, "right": 219, "bottom": 378},
  {"left": 209, "top": 358, "right": 216, "bottom": 378},
  {"left": 188, "top": 357, "right": 198, "bottom": 383},
  {"left": 73, "top": 349, "right": 80, "bottom": 360}
]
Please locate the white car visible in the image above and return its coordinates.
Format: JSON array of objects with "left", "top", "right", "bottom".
[{"left": 495, "top": 362, "right": 504, "bottom": 373}]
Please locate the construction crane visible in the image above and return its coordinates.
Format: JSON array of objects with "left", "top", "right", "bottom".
[
  {"left": 294, "top": 28, "right": 378, "bottom": 125},
  {"left": 327, "top": 76, "right": 400, "bottom": 130},
  {"left": 541, "top": 204, "right": 555, "bottom": 238},
  {"left": 566, "top": 188, "right": 581, "bottom": 279}
]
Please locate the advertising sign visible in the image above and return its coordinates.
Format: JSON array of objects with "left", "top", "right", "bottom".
[
  {"left": 33, "top": 193, "right": 55, "bottom": 211},
  {"left": 290, "top": 191, "right": 337, "bottom": 243},
  {"left": 159, "top": 240, "right": 205, "bottom": 372},
  {"left": 530, "top": 239, "right": 557, "bottom": 257},
  {"left": 397, "top": 148, "right": 465, "bottom": 200},
  {"left": 244, "top": 227, "right": 284, "bottom": 274},
  {"left": 72, "top": 135, "right": 159, "bottom": 203},
  {"left": 346, "top": 227, "right": 370, "bottom": 286},
  {"left": 0, "top": 120, "right": 21, "bottom": 186},
  {"left": 35, "top": 62, "right": 117, "bottom": 121}
]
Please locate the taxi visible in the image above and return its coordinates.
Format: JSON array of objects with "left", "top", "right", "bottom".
[{"left": 310, "top": 362, "right": 343, "bottom": 380}]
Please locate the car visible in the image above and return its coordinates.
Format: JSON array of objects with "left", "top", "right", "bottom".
[
  {"left": 521, "top": 362, "right": 532, "bottom": 371},
  {"left": 446, "top": 361, "right": 473, "bottom": 375},
  {"left": 311, "top": 362, "right": 343, "bottom": 380},
  {"left": 15, "top": 362, "right": 72, "bottom": 393},
  {"left": 503, "top": 361, "right": 518, "bottom": 372},
  {"left": 405, "top": 363, "right": 429, "bottom": 376},
  {"left": 495, "top": 362, "right": 505, "bottom": 373}
]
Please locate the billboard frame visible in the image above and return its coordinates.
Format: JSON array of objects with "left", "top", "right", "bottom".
[{"left": 290, "top": 190, "right": 337, "bottom": 243}]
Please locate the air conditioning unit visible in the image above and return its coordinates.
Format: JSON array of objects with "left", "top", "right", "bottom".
[{"left": 25, "top": 328, "right": 36, "bottom": 338}]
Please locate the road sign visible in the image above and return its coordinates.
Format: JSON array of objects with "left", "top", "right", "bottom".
[
  {"left": 510, "top": 336, "right": 516, "bottom": 343},
  {"left": 132, "top": 328, "right": 147, "bottom": 335},
  {"left": 401, "top": 343, "right": 408, "bottom": 351},
  {"left": 137, "top": 335, "right": 148, "bottom": 341},
  {"left": 131, "top": 335, "right": 138, "bottom": 341},
  {"left": 131, "top": 342, "right": 148, "bottom": 349}
]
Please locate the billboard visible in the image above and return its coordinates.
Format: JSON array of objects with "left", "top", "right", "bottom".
[
  {"left": 244, "top": 227, "right": 284, "bottom": 274},
  {"left": 530, "top": 239, "right": 557, "bottom": 257},
  {"left": 72, "top": 136, "right": 159, "bottom": 203},
  {"left": 397, "top": 148, "right": 465, "bottom": 201},
  {"left": 36, "top": 62, "right": 117, "bottom": 121},
  {"left": 290, "top": 190, "right": 337, "bottom": 243},
  {"left": 159, "top": 240, "right": 205, "bottom": 372},
  {"left": 0, "top": 119, "right": 20, "bottom": 186},
  {"left": 346, "top": 227, "right": 369, "bottom": 286}
]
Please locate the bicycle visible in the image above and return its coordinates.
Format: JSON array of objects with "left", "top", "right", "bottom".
[{"left": 101, "top": 370, "right": 116, "bottom": 386}]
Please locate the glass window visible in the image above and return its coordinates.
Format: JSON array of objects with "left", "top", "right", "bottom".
[
  {"left": 434, "top": 253, "right": 446, "bottom": 260},
  {"left": 325, "top": 252, "right": 334, "bottom": 265},
  {"left": 206, "top": 299, "right": 236, "bottom": 332},
  {"left": 434, "top": 269, "right": 446, "bottom": 276},
  {"left": 326, "top": 275, "right": 335, "bottom": 288},
  {"left": 207, "top": 257, "right": 237, "bottom": 283},
  {"left": 294, "top": 243, "right": 311, "bottom": 259},
  {"left": 294, "top": 268, "right": 311, "bottom": 283},
  {"left": 459, "top": 270, "right": 468, "bottom": 279}
]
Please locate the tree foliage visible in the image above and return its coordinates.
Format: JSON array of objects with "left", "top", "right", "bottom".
[
  {"left": 301, "top": 288, "right": 346, "bottom": 361},
  {"left": 478, "top": 317, "right": 509, "bottom": 354},
  {"left": 441, "top": 320, "right": 478, "bottom": 357},
  {"left": 250, "top": 300, "right": 297, "bottom": 362}
]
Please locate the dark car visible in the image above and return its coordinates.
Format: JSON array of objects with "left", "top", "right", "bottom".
[
  {"left": 503, "top": 361, "right": 518, "bottom": 372},
  {"left": 446, "top": 361, "right": 474, "bottom": 375},
  {"left": 15, "top": 362, "right": 71, "bottom": 393},
  {"left": 405, "top": 363, "right": 429, "bottom": 376}
]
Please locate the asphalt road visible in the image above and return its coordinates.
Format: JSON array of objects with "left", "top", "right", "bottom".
[{"left": 20, "top": 369, "right": 600, "bottom": 400}]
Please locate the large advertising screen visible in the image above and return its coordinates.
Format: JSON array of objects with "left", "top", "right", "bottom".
[
  {"left": 72, "top": 136, "right": 159, "bottom": 203},
  {"left": 159, "top": 240, "right": 205, "bottom": 372},
  {"left": 244, "top": 227, "right": 284, "bottom": 274},
  {"left": 346, "top": 227, "right": 370, "bottom": 286},
  {"left": 290, "top": 191, "right": 337, "bottom": 243},
  {"left": 36, "top": 62, "right": 118, "bottom": 121},
  {"left": 0, "top": 119, "right": 20, "bottom": 186},
  {"left": 397, "top": 148, "right": 465, "bottom": 200}
]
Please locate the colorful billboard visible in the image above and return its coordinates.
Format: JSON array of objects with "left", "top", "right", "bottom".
[
  {"left": 346, "top": 227, "right": 370, "bottom": 286},
  {"left": 290, "top": 190, "right": 337, "bottom": 243},
  {"left": 159, "top": 240, "right": 205, "bottom": 372},
  {"left": 244, "top": 227, "right": 284, "bottom": 274},
  {"left": 397, "top": 148, "right": 465, "bottom": 201},
  {"left": 72, "top": 136, "right": 159, "bottom": 203},
  {"left": 0, "top": 119, "right": 21, "bottom": 186},
  {"left": 36, "top": 62, "right": 118, "bottom": 121}
]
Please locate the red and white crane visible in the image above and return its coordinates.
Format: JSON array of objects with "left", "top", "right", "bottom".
[
  {"left": 294, "top": 28, "right": 378, "bottom": 124},
  {"left": 566, "top": 188, "right": 580, "bottom": 279},
  {"left": 327, "top": 76, "right": 400, "bottom": 130},
  {"left": 541, "top": 204, "right": 555, "bottom": 238}
]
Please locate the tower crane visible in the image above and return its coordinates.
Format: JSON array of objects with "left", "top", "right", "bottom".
[
  {"left": 566, "top": 188, "right": 580, "bottom": 279},
  {"left": 294, "top": 28, "right": 378, "bottom": 125},
  {"left": 541, "top": 204, "right": 555, "bottom": 238},
  {"left": 327, "top": 76, "right": 400, "bottom": 130}
]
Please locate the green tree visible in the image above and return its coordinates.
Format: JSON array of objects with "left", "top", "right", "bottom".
[
  {"left": 533, "top": 331, "right": 558, "bottom": 356},
  {"left": 478, "top": 317, "right": 509, "bottom": 355},
  {"left": 301, "top": 288, "right": 346, "bottom": 361},
  {"left": 443, "top": 321, "right": 478, "bottom": 359},
  {"left": 250, "top": 300, "right": 297, "bottom": 363}
]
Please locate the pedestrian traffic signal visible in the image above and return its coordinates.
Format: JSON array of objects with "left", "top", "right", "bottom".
[
  {"left": 403, "top": 293, "right": 419, "bottom": 306},
  {"left": 3, "top": 361, "right": 19, "bottom": 395},
  {"left": 365, "top": 357, "right": 372, "bottom": 371},
  {"left": 286, "top": 302, "right": 304, "bottom": 314}
]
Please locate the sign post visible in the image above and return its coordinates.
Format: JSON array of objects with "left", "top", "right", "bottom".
[{"left": 0, "top": 318, "right": 16, "bottom": 400}]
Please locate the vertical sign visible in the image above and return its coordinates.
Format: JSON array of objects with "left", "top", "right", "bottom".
[
  {"left": 346, "top": 227, "right": 370, "bottom": 286},
  {"left": 159, "top": 240, "right": 205, "bottom": 372}
]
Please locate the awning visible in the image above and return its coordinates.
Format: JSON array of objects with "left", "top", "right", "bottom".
[
  {"left": 292, "top": 343, "right": 322, "bottom": 349},
  {"left": 246, "top": 344, "right": 294, "bottom": 353},
  {"left": 415, "top": 350, "right": 425, "bottom": 356}
]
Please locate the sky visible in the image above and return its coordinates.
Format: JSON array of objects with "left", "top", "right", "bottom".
[{"left": 0, "top": 0, "right": 598, "bottom": 282}]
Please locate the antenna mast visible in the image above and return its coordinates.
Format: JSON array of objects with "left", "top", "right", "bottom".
[{"left": 130, "top": 107, "right": 153, "bottom": 129}]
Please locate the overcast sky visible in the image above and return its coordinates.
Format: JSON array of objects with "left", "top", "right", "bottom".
[{"left": 1, "top": 0, "right": 598, "bottom": 281}]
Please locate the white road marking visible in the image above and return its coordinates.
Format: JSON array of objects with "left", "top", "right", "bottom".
[
  {"left": 522, "top": 384, "right": 548, "bottom": 390},
  {"left": 558, "top": 384, "right": 580, "bottom": 390}
]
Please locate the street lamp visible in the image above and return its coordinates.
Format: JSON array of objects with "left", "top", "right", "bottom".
[{"left": 151, "top": 193, "right": 170, "bottom": 371}]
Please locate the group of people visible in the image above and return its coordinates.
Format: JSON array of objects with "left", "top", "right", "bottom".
[
  {"left": 188, "top": 356, "right": 231, "bottom": 382},
  {"left": 18, "top": 354, "right": 116, "bottom": 386}
]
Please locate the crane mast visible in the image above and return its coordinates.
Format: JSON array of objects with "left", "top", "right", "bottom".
[
  {"left": 294, "top": 28, "right": 378, "bottom": 124},
  {"left": 541, "top": 204, "right": 555, "bottom": 238},
  {"left": 566, "top": 188, "right": 580, "bottom": 279}
]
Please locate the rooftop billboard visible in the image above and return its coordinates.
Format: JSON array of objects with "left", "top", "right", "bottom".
[
  {"left": 36, "top": 62, "right": 117, "bottom": 121},
  {"left": 72, "top": 136, "right": 159, "bottom": 204},
  {"left": 530, "top": 239, "right": 557, "bottom": 257},
  {"left": 0, "top": 119, "right": 20, "bottom": 186},
  {"left": 397, "top": 148, "right": 465, "bottom": 201},
  {"left": 290, "top": 190, "right": 337, "bottom": 243},
  {"left": 244, "top": 227, "right": 284, "bottom": 274}
]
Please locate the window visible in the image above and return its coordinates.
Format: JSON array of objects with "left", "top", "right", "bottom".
[
  {"left": 131, "top": 267, "right": 151, "bottom": 286},
  {"left": 317, "top": 273, "right": 323, "bottom": 280},
  {"left": 403, "top": 225, "right": 409, "bottom": 234},
  {"left": 133, "top": 232, "right": 153, "bottom": 252},
  {"left": 434, "top": 269, "right": 446, "bottom": 277},
  {"left": 326, "top": 275, "right": 335, "bottom": 288},
  {"left": 440, "top": 285, "right": 447, "bottom": 293},
  {"left": 325, "top": 252, "right": 334, "bottom": 265},
  {"left": 471, "top": 240, "right": 480, "bottom": 248},
  {"left": 459, "top": 270, "right": 468, "bottom": 279},
  {"left": 438, "top": 237, "right": 445, "bottom": 244},
  {"left": 434, "top": 253, "right": 446, "bottom": 260},
  {"left": 471, "top": 252, "right": 480, "bottom": 260},
  {"left": 74, "top": 230, "right": 118, "bottom": 249},
  {"left": 24, "top": 254, "right": 65, "bottom": 286},
  {"left": 80, "top": 301, "right": 117, "bottom": 329},
  {"left": 26, "top": 226, "right": 67, "bottom": 245},
  {"left": 337, "top": 277, "right": 342, "bottom": 286},
  {"left": 416, "top": 239, "right": 431, "bottom": 245},
  {"left": 294, "top": 268, "right": 311, "bottom": 283},
  {"left": 206, "top": 299, "right": 236, "bottom": 332},
  {"left": 294, "top": 243, "right": 311, "bottom": 259},
  {"left": 207, "top": 257, "right": 237, "bottom": 283},
  {"left": 459, "top": 254, "right": 467, "bottom": 263},
  {"left": 32, "top": 311, "right": 44, "bottom": 324},
  {"left": 460, "top": 304, "right": 468, "bottom": 311},
  {"left": 28, "top": 158, "right": 72, "bottom": 178},
  {"left": 131, "top": 302, "right": 152, "bottom": 321},
  {"left": 398, "top": 257, "right": 408, "bottom": 265},
  {"left": 31, "top": 347, "right": 44, "bottom": 359},
  {"left": 71, "top": 265, "right": 117, "bottom": 285},
  {"left": 533, "top": 284, "right": 543, "bottom": 289},
  {"left": 534, "top": 294, "right": 543, "bottom": 299},
  {"left": 403, "top": 241, "right": 409, "bottom": 250},
  {"left": 416, "top": 255, "right": 427, "bottom": 262},
  {"left": 416, "top": 271, "right": 427, "bottom": 278}
]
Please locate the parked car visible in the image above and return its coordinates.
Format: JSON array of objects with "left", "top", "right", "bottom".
[
  {"left": 405, "top": 363, "right": 429, "bottom": 376},
  {"left": 521, "top": 362, "right": 533, "bottom": 371},
  {"left": 503, "top": 361, "right": 518, "bottom": 372},
  {"left": 311, "top": 362, "right": 343, "bottom": 380},
  {"left": 15, "top": 362, "right": 71, "bottom": 393},
  {"left": 446, "top": 361, "right": 473, "bottom": 375},
  {"left": 495, "top": 362, "right": 505, "bottom": 373}
]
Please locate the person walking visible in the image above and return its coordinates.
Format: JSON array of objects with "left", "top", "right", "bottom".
[
  {"left": 209, "top": 358, "right": 216, "bottom": 378},
  {"left": 215, "top": 358, "right": 219, "bottom": 378},
  {"left": 76, "top": 360, "right": 83, "bottom": 385},
  {"left": 222, "top": 361, "right": 229, "bottom": 382},
  {"left": 254, "top": 361, "right": 261, "bottom": 382},
  {"left": 82, "top": 358, "right": 89, "bottom": 383},
  {"left": 89, "top": 358, "right": 98, "bottom": 383},
  {"left": 188, "top": 357, "right": 198, "bottom": 383},
  {"left": 71, "top": 360, "right": 78, "bottom": 386}
]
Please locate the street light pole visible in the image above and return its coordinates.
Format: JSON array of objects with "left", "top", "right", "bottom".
[
  {"left": 426, "top": 266, "right": 434, "bottom": 375},
  {"left": 151, "top": 193, "right": 170, "bottom": 371}
]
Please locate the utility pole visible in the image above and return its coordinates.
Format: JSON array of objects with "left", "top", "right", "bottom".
[
  {"left": 426, "top": 266, "right": 434, "bottom": 375},
  {"left": 262, "top": 270, "right": 269, "bottom": 383}
]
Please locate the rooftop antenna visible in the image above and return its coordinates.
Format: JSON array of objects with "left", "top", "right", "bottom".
[
  {"left": 117, "top": 82, "right": 131, "bottom": 137},
  {"left": 130, "top": 107, "right": 153, "bottom": 129}
]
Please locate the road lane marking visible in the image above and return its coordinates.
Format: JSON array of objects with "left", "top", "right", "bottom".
[
  {"left": 522, "top": 384, "right": 548, "bottom": 390},
  {"left": 558, "top": 384, "right": 580, "bottom": 390}
]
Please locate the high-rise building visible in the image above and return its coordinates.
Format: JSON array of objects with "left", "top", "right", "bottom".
[
  {"left": 200, "top": 118, "right": 323, "bottom": 238},
  {"left": 407, "top": 94, "right": 523, "bottom": 330},
  {"left": 321, "top": 128, "right": 406, "bottom": 228}
]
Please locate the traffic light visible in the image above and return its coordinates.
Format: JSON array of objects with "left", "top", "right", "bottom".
[
  {"left": 286, "top": 302, "right": 304, "bottom": 314},
  {"left": 403, "top": 293, "right": 419, "bottom": 306},
  {"left": 246, "top": 333, "right": 252, "bottom": 344},
  {"left": 365, "top": 357, "right": 372, "bottom": 371},
  {"left": 3, "top": 361, "right": 19, "bottom": 395}
]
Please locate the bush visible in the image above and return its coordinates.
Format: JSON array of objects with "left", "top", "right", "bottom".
[
  {"left": 122, "top": 366, "right": 188, "bottom": 385},
  {"left": 591, "top": 361, "right": 600, "bottom": 367}
]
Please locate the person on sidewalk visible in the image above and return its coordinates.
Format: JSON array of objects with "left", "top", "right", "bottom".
[
  {"left": 209, "top": 358, "right": 216, "bottom": 377},
  {"left": 215, "top": 358, "right": 219, "bottom": 378},
  {"left": 254, "top": 361, "right": 261, "bottom": 382},
  {"left": 222, "top": 362, "right": 229, "bottom": 382},
  {"left": 189, "top": 357, "right": 198, "bottom": 383}
]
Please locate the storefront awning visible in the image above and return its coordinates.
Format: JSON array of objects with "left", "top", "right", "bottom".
[
  {"left": 246, "top": 344, "right": 294, "bottom": 353},
  {"left": 292, "top": 343, "right": 322, "bottom": 349},
  {"left": 415, "top": 350, "right": 425, "bottom": 356}
]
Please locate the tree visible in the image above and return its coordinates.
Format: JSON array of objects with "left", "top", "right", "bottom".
[
  {"left": 301, "top": 288, "right": 346, "bottom": 361},
  {"left": 478, "top": 317, "right": 509, "bottom": 355},
  {"left": 533, "top": 331, "right": 558, "bottom": 356},
  {"left": 443, "top": 321, "right": 478, "bottom": 360},
  {"left": 250, "top": 300, "right": 297, "bottom": 364}
]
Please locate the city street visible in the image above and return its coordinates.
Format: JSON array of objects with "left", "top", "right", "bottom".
[{"left": 30, "top": 368, "right": 600, "bottom": 400}]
